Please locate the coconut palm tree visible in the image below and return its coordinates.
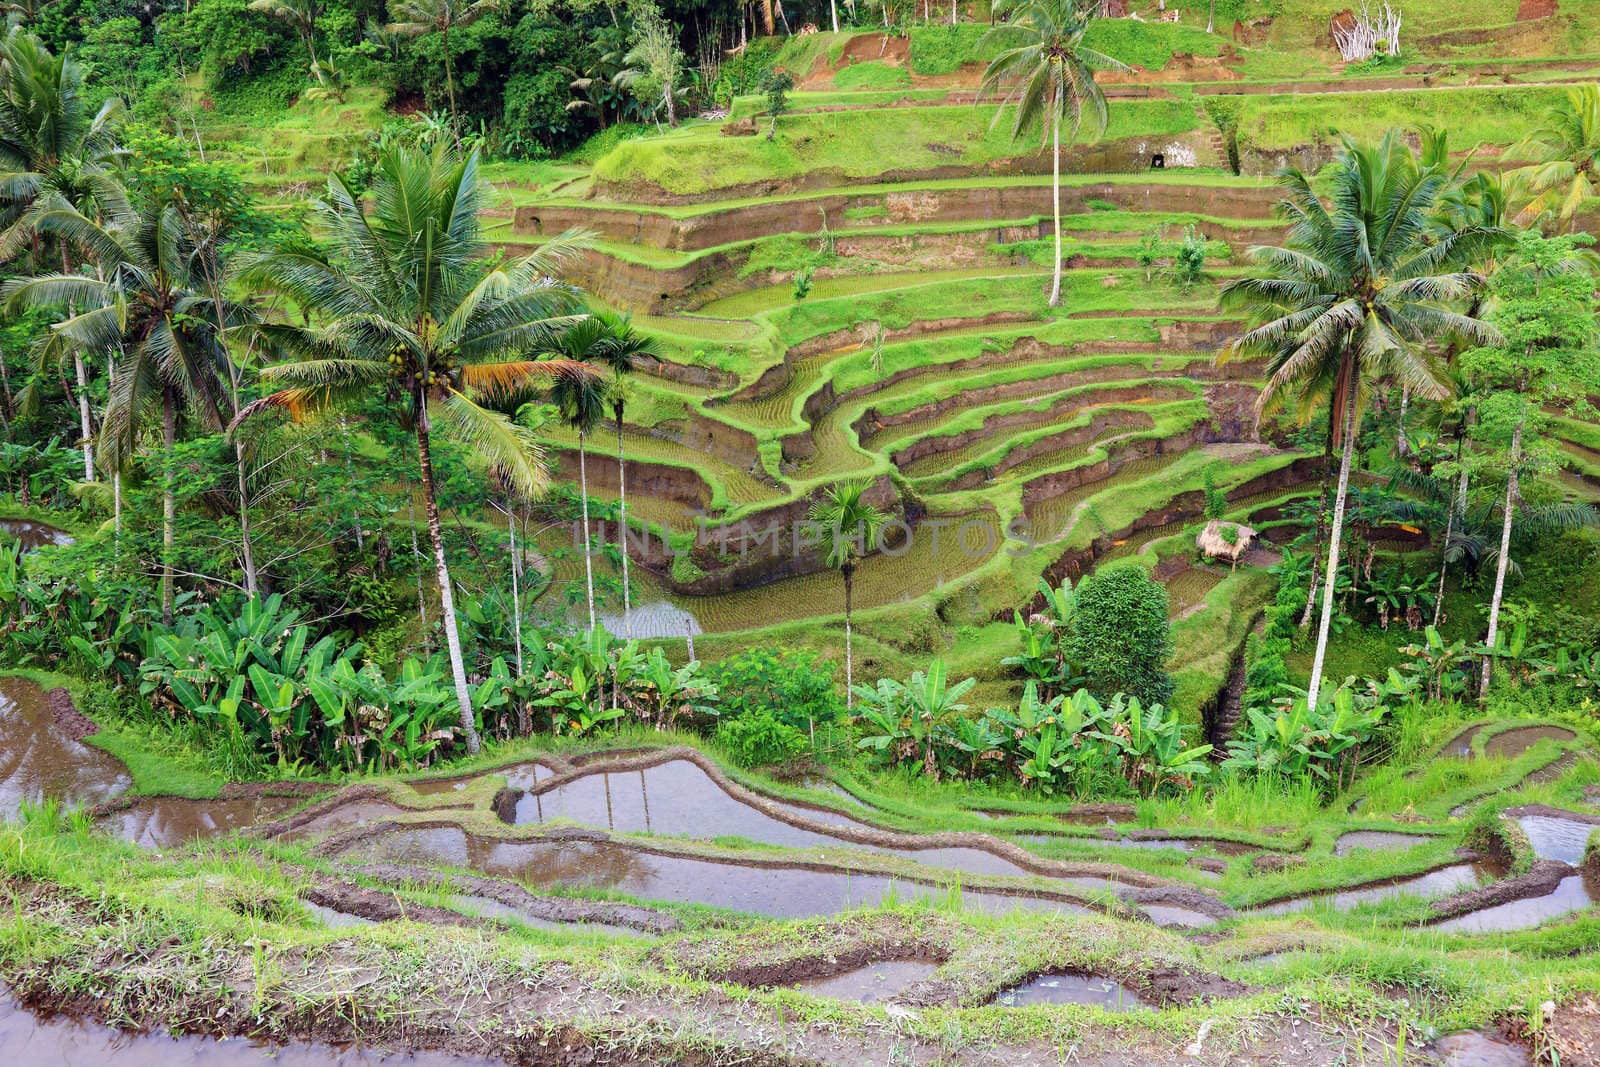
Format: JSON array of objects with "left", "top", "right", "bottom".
[
  {"left": 543, "top": 318, "right": 614, "bottom": 632},
  {"left": 3, "top": 197, "right": 245, "bottom": 624},
  {"left": 979, "top": 0, "right": 1126, "bottom": 308},
  {"left": 385, "top": 0, "right": 496, "bottom": 139},
  {"left": 1219, "top": 133, "right": 1501, "bottom": 712},
  {"left": 810, "top": 479, "right": 887, "bottom": 714},
  {"left": 0, "top": 28, "right": 126, "bottom": 476},
  {"left": 587, "top": 315, "right": 652, "bottom": 634},
  {"left": 248, "top": 0, "right": 327, "bottom": 83},
  {"left": 1504, "top": 84, "right": 1600, "bottom": 231},
  {"left": 236, "top": 143, "right": 594, "bottom": 755}
]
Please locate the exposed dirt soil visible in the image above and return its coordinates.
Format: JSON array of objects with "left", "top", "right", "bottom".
[
  {"left": 1516, "top": 0, "right": 1557, "bottom": 19},
  {"left": 301, "top": 880, "right": 494, "bottom": 929},
  {"left": 3, "top": 875, "right": 1406, "bottom": 1067},
  {"left": 46, "top": 686, "right": 100, "bottom": 741}
]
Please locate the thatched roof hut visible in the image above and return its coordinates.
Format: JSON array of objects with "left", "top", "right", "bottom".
[{"left": 1196, "top": 520, "right": 1256, "bottom": 565}]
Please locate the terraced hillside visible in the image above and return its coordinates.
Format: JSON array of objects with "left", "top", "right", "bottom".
[{"left": 484, "top": 16, "right": 1600, "bottom": 722}]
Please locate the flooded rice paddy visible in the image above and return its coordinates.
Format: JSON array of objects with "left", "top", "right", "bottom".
[
  {"left": 1432, "top": 875, "right": 1600, "bottom": 934},
  {"left": 338, "top": 825, "right": 1091, "bottom": 920},
  {"left": 0, "top": 988, "right": 503, "bottom": 1067},
  {"left": 994, "top": 973, "right": 1150, "bottom": 1011},
  {"left": 0, "top": 680, "right": 130, "bottom": 818},
  {"left": 1257, "top": 863, "right": 1495, "bottom": 915},
  {"left": 787, "top": 960, "right": 940, "bottom": 1003}
]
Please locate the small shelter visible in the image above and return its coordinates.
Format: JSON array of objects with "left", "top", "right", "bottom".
[{"left": 1196, "top": 520, "right": 1256, "bottom": 569}]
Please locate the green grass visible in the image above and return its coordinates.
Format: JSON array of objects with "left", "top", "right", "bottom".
[
  {"left": 833, "top": 60, "right": 912, "bottom": 90},
  {"left": 592, "top": 100, "right": 1199, "bottom": 197}
]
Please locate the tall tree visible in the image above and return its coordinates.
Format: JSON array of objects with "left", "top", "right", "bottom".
[
  {"left": 543, "top": 316, "right": 619, "bottom": 632},
  {"left": 1220, "top": 133, "right": 1500, "bottom": 712},
  {"left": 3, "top": 198, "right": 244, "bottom": 623},
  {"left": 237, "top": 143, "right": 593, "bottom": 755},
  {"left": 1459, "top": 230, "right": 1600, "bottom": 701},
  {"left": 0, "top": 28, "right": 126, "bottom": 477},
  {"left": 1505, "top": 84, "right": 1600, "bottom": 231},
  {"left": 248, "top": 0, "right": 327, "bottom": 82},
  {"left": 809, "top": 479, "right": 886, "bottom": 714},
  {"left": 597, "top": 314, "right": 651, "bottom": 637},
  {"left": 979, "top": 0, "right": 1126, "bottom": 307},
  {"left": 386, "top": 0, "right": 496, "bottom": 138}
]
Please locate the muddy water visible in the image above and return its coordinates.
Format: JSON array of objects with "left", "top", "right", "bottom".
[
  {"left": 503, "top": 759, "right": 1045, "bottom": 881},
  {"left": 0, "top": 519, "right": 73, "bottom": 550},
  {"left": 789, "top": 960, "right": 940, "bottom": 1003},
  {"left": 341, "top": 826, "right": 1091, "bottom": 920},
  {"left": 1515, "top": 815, "right": 1596, "bottom": 866},
  {"left": 0, "top": 679, "right": 129, "bottom": 818},
  {"left": 0, "top": 988, "right": 505, "bottom": 1066},
  {"left": 1433, "top": 875, "right": 1600, "bottom": 933},
  {"left": 1433, "top": 1031, "right": 1532, "bottom": 1066},
  {"left": 1484, "top": 727, "right": 1576, "bottom": 759},
  {"left": 1258, "top": 863, "right": 1492, "bottom": 915},
  {"left": 995, "top": 973, "right": 1149, "bottom": 1011},
  {"left": 303, "top": 901, "right": 376, "bottom": 928},
  {"left": 1333, "top": 831, "right": 1435, "bottom": 857},
  {"left": 103, "top": 796, "right": 304, "bottom": 849}
]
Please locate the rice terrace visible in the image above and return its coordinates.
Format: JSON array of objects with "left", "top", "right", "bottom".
[{"left": 3, "top": 0, "right": 1600, "bottom": 1062}]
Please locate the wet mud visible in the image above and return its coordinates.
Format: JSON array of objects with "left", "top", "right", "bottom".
[{"left": 788, "top": 960, "right": 941, "bottom": 1003}]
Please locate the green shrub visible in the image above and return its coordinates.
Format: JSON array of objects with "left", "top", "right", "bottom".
[
  {"left": 1066, "top": 565, "right": 1174, "bottom": 707},
  {"left": 705, "top": 647, "right": 843, "bottom": 734},
  {"left": 908, "top": 24, "right": 997, "bottom": 76},
  {"left": 716, "top": 709, "right": 808, "bottom": 767}
]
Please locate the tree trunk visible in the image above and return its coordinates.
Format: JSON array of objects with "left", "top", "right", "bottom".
[
  {"left": 842, "top": 559, "right": 855, "bottom": 711},
  {"left": 61, "top": 249, "right": 93, "bottom": 482},
  {"left": 1479, "top": 412, "right": 1522, "bottom": 704},
  {"left": 306, "top": 26, "right": 323, "bottom": 82},
  {"left": 416, "top": 401, "right": 482, "bottom": 755},
  {"left": 1299, "top": 425, "right": 1335, "bottom": 630},
  {"left": 1434, "top": 430, "right": 1467, "bottom": 629},
  {"left": 508, "top": 505, "right": 523, "bottom": 675},
  {"left": 442, "top": 25, "right": 461, "bottom": 144},
  {"left": 830, "top": 0, "right": 838, "bottom": 32},
  {"left": 1305, "top": 364, "right": 1359, "bottom": 713},
  {"left": 759, "top": 0, "right": 774, "bottom": 36},
  {"left": 578, "top": 427, "right": 596, "bottom": 630},
  {"left": 1396, "top": 386, "right": 1410, "bottom": 459},
  {"left": 1048, "top": 101, "right": 1063, "bottom": 308},
  {"left": 161, "top": 387, "right": 177, "bottom": 625},
  {"left": 615, "top": 402, "right": 632, "bottom": 637}
]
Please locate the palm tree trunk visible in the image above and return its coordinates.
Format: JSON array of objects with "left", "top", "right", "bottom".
[
  {"left": 579, "top": 427, "right": 596, "bottom": 630},
  {"left": 1048, "top": 101, "right": 1063, "bottom": 308},
  {"left": 1299, "top": 424, "right": 1335, "bottom": 629},
  {"left": 306, "top": 26, "right": 323, "bottom": 82},
  {"left": 830, "top": 0, "right": 838, "bottom": 32},
  {"left": 161, "top": 387, "right": 176, "bottom": 625},
  {"left": 615, "top": 408, "right": 632, "bottom": 637},
  {"left": 416, "top": 401, "right": 482, "bottom": 755},
  {"left": 73, "top": 353, "right": 93, "bottom": 481},
  {"left": 441, "top": 25, "right": 460, "bottom": 143},
  {"left": 1479, "top": 412, "right": 1522, "bottom": 704},
  {"left": 1306, "top": 370, "right": 1359, "bottom": 712},
  {"left": 842, "top": 559, "right": 855, "bottom": 711},
  {"left": 508, "top": 504, "right": 523, "bottom": 676},
  {"left": 1434, "top": 430, "right": 1467, "bottom": 629},
  {"left": 60, "top": 249, "right": 93, "bottom": 482},
  {"left": 759, "top": 0, "right": 774, "bottom": 34}
]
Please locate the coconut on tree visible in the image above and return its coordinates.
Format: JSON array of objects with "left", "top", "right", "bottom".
[{"left": 236, "top": 142, "right": 594, "bottom": 755}]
